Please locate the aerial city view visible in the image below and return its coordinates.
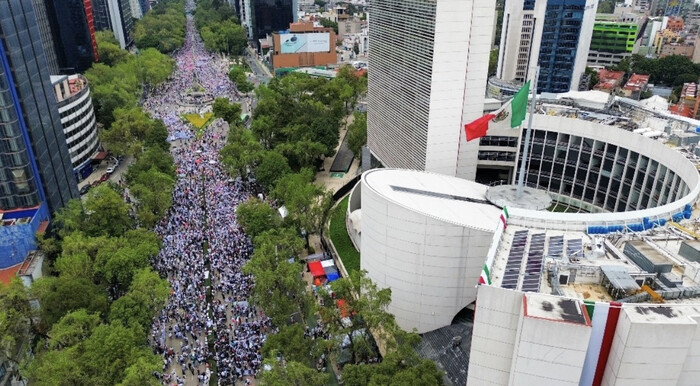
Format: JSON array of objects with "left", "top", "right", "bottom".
[{"left": 5, "top": 0, "right": 700, "bottom": 385}]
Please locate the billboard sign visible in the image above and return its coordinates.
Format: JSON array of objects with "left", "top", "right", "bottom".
[{"left": 280, "top": 33, "right": 330, "bottom": 54}]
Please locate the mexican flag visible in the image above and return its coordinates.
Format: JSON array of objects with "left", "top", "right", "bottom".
[
  {"left": 464, "top": 81, "right": 531, "bottom": 141},
  {"left": 478, "top": 264, "right": 491, "bottom": 285},
  {"left": 499, "top": 206, "right": 509, "bottom": 229}
]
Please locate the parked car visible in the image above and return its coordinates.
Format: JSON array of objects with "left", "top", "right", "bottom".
[
  {"left": 79, "top": 185, "right": 91, "bottom": 195},
  {"left": 99, "top": 173, "right": 110, "bottom": 182},
  {"left": 106, "top": 165, "right": 116, "bottom": 174}
]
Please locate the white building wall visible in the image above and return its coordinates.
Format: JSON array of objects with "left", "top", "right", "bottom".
[
  {"left": 679, "top": 316, "right": 700, "bottom": 385},
  {"left": 455, "top": 0, "right": 495, "bottom": 180},
  {"left": 360, "top": 180, "right": 494, "bottom": 333},
  {"left": 569, "top": 1, "right": 598, "bottom": 91},
  {"left": 601, "top": 307, "right": 696, "bottom": 386},
  {"left": 424, "top": 0, "right": 494, "bottom": 178},
  {"left": 107, "top": 0, "right": 127, "bottom": 49},
  {"left": 496, "top": 0, "right": 546, "bottom": 83},
  {"left": 467, "top": 285, "right": 523, "bottom": 385},
  {"left": 129, "top": 0, "right": 142, "bottom": 19},
  {"left": 510, "top": 314, "right": 591, "bottom": 385}
]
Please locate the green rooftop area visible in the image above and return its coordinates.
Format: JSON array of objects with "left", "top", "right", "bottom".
[{"left": 328, "top": 196, "right": 360, "bottom": 274}]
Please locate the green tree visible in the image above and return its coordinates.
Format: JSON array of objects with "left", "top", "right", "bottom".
[
  {"left": 213, "top": 97, "right": 243, "bottom": 125},
  {"left": 319, "top": 270, "right": 395, "bottom": 365},
  {"left": 133, "top": 48, "right": 175, "bottom": 87},
  {"left": 229, "top": 67, "right": 255, "bottom": 93},
  {"left": 489, "top": 49, "right": 499, "bottom": 76},
  {"left": 243, "top": 227, "right": 309, "bottom": 326},
  {"left": 126, "top": 146, "right": 176, "bottom": 183},
  {"left": 133, "top": 0, "right": 186, "bottom": 54},
  {"left": 347, "top": 111, "right": 367, "bottom": 157},
  {"left": 83, "top": 185, "right": 132, "bottom": 237},
  {"left": 129, "top": 167, "right": 176, "bottom": 228},
  {"left": 46, "top": 309, "right": 101, "bottom": 350},
  {"left": 261, "top": 324, "right": 318, "bottom": 365},
  {"left": 597, "top": 0, "right": 615, "bottom": 13},
  {"left": 110, "top": 272, "right": 168, "bottom": 334},
  {"left": 0, "top": 279, "right": 34, "bottom": 366},
  {"left": 144, "top": 119, "right": 170, "bottom": 151},
  {"left": 31, "top": 276, "right": 109, "bottom": 328},
  {"left": 96, "top": 31, "right": 128, "bottom": 66},
  {"left": 255, "top": 150, "right": 292, "bottom": 191},
  {"left": 118, "top": 356, "right": 161, "bottom": 386},
  {"left": 320, "top": 18, "right": 339, "bottom": 34},
  {"left": 236, "top": 198, "right": 281, "bottom": 239},
  {"left": 272, "top": 169, "right": 333, "bottom": 234},
  {"left": 101, "top": 107, "right": 160, "bottom": 156},
  {"left": 220, "top": 127, "right": 263, "bottom": 177},
  {"left": 260, "top": 359, "right": 327, "bottom": 386},
  {"left": 85, "top": 63, "right": 139, "bottom": 127}
]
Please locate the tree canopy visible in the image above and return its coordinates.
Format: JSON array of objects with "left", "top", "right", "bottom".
[
  {"left": 134, "top": 0, "right": 186, "bottom": 53},
  {"left": 195, "top": 0, "right": 247, "bottom": 55}
]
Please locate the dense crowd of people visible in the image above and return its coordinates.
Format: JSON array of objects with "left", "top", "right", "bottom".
[{"left": 143, "top": 8, "right": 267, "bottom": 385}]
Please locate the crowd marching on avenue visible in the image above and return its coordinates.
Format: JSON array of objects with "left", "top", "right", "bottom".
[{"left": 143, "top": 4, "right": 268, "bottom": 385}]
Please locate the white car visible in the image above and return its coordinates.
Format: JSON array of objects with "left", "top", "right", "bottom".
[{"left": 106, "top": 165, "right": 116, "bottom": 174}]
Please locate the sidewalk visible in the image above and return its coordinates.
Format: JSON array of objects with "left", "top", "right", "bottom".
[{"left": 315, "top": 114, "right": 360, "bottom": 195}]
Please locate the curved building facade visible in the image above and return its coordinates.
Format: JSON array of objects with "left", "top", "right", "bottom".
[
  {"left": 51, "top": 74, "right": 99, "bottom": 177},
  {"left": 356, "top": 169, "right": 500, "bottom": 333}
]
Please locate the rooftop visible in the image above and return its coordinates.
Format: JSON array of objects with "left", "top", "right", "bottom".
[
  {"left": 490, "top": 221, "right": 700, "bottom": 306},
  {"left": 362, "top": 169, "right": 501, "bottom": 232},
  {"left": 624, "top": 74, "right": 650, "bottom": 92}
]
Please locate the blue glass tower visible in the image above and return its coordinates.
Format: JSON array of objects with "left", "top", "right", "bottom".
[
  {"left": 537, "top": 0, "right": 587, "bottom": 93},
  {"left": 0, "top": 0, "right": 79, "bottom": 268}
]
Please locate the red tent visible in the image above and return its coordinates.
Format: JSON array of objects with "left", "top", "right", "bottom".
[{"left": 308, "top": 261, "right": 325, "bottom": 278}]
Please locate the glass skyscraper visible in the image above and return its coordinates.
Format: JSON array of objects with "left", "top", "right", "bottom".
[
  {"left": 537, "top": 0, "right": 588, "bottom": 93},
  {"left": 250, "top": 0, "right": 296, "bottom": 43},
  {"left": 0, "top": 0, "right": 79, "bottom": 214}
]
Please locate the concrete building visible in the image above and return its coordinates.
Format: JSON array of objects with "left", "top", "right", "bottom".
[
  {"left": 349, "top": 113, "right": 700, "bottom": 383},
  {"left": 593, "top": 69, "right": 625, "bottom": 93},
  {"left": 367, "top": 0, "right": 495, "bottom": 179},
  {"left": 622, "top": 73, "right": 650, "bottom": 100},
  {"left": 497, "top": 0, "right": 598, "bottom": 93},
  {"left": 0, "top": 0, "right": 79, "bottom": 268},
  {"left": 587, "top": 20, "right": 638, "bottom": 67},
  {"left": 51, "top": 75, "right": 100, "bottom": 180},
  {"left": 271, "top": 22, "right": 336, "bottom": 69}
]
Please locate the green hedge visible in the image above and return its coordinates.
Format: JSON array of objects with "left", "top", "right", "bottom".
[{"left": 328, "top": 196, "right": 360, "bottom": 274}]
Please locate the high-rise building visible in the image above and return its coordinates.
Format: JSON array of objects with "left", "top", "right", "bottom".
[
  {"left": 31, "top": 0, "right": 61, "bottom": 74},
  {"left": 0, "top": 0, "right": 80, "bottom": 268},
  {"left": 92, "top": 0, "right": 134, "bottom": 49},
  {"left": 42, "top": 0, "right": 99, "bottom": 73},
  {"left": 51, "top": 74, "right": 100, "bottom": 179},
  {"left": 497, "top": 0, "right": 598, "bottom": 93},
  {"left": 246, "top": 0, "right": 297, "bottom": 47},
  {"left": 366, "top": 0, "right": 496, "bottom": 179}
]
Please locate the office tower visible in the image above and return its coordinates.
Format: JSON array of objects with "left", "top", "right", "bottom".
[
  {"left": 92, "top": 0, "right": 133, "bottom": 49},
  {"left": 367, "top": 0, "right": 496, "bottom": 179},
  {"left": 0, "top": 0, "right": 80, "bottom": 268},
  {"left": 91, "top": 0, "right": 112, "bottom": 30},
  {"left": 42, "top": 0, "right": 99, "bottom": 73},
  {"left": 497, "top": 0, "right": 598, "bottom": 93},
  {"left": 247, "top": 0, "right": 297, "bottom": 46},
  {"left": 129, "top": 0, "right": 143, "bottom": 19},
  {"left": 31, "top": 0, "right": 61, "bottom": 74}
]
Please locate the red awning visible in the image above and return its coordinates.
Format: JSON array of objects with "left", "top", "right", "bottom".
[
  {"left": 93, "top": 151, "right": 108, "bottom": 161},
  {"left": 309, "top": 261, "right": 325, "bottom": 278}
]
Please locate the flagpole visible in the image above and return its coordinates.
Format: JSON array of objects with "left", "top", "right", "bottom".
[{"left": 516, "top": 66, "right": 539, "bottom": 199}]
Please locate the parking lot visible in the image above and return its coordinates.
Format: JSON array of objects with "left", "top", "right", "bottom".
[{"left": 77, "top": 155, "right": 131, "bottom": 198}]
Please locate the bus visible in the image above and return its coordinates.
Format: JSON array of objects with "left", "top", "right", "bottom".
[{"left": 240, "top": 113, "right": 250, "bottom": 126}]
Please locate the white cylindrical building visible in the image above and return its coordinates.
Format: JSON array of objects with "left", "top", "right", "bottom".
[
  {"left": 51, "top": 74, "right": 99, "bottom": 180},
  {"left": 359, "top": 169, "right": 501, "bottom": 333}
]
